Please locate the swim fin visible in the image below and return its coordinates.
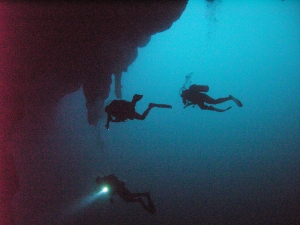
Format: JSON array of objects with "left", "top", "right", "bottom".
[
  {"left": 230, "top": 95, "right": 243, "bottom": 107},
  {"left": 146, "top": 192, "right": 156, "bottom": 214},
  {"left": 149, "top": 103, "right": 172, "bottom": 109},
  {"left": 132, "top": 94, "right": 143, "bottom": 102}
]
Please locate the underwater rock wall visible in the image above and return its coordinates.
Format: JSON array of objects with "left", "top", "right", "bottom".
[{"left": 0, "top": 1, "right": 187, "bottom": 224}]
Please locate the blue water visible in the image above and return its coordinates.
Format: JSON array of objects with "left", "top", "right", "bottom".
[
  {"left": 103, "top": 1, "right": 300, "bottom": 224},
  {"left": 12, "top": 1, "right": 300, "bottom": 224}
]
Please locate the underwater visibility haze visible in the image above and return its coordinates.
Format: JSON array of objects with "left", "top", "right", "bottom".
[{"left": 1, "top": 1, "right": 300, "bottom": 224}]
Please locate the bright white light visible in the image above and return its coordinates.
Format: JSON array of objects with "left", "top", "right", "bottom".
[
  {"left": 98, "top": 186, "right": 109, "bottom": 195},
  {"left": 102, "top": 187, "right": 108, "bottom": 193},
  {"left": 63, "top": 185, "right": 110, "bottom": 218}
]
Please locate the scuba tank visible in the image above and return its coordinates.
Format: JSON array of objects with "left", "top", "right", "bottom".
[
  {"left": 179, "top": 72, "right": 209, "bottom": 95},
  {"left": 189, "top": 84, "right": 209, "bottom": 92}
]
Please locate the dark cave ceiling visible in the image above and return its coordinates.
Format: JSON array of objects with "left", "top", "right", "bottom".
[{"left": 2, "top": 1, "right": 188, "bottom": 126}]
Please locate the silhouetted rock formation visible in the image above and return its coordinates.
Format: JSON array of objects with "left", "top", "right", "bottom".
[
  {"left": 3, "top": 1, "right": 187, "bottom": 126},
  {"left": 0, "top": 1, "right": 187, "bottom": 224}
]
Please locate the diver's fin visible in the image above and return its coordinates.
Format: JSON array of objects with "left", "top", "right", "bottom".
[
  {"left": 150, "top": 103, "right": 172, "bottom": 109},
  {"left": 132, "top": 94, "right": 143, "bottom": 103},
  {"left": 230, "top": 95, "right": 243, "bottom": 107},
  {"left": 146, "top": 192, "right": 156, "bottom": 214}
]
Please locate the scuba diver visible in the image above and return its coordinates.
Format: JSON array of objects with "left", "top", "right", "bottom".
[
  {"left": 95, "top": 174, "right": 156, "bottom": 214},
  {"left": 105, "top": 94, "right": 172, "bottom": 129},
  {"left": 179, "top": 73, "right": 242, "bottom": 112}
]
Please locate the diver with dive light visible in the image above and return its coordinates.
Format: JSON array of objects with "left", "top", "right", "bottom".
[
  {"left": 179, "top": 73, "right": 243, "bottom": 112},
  {"left": 104, "top": 94, "right": 172, "bottom": 130},
  {"left": 95, "top": 174, "right": 156, "bottom": 214}
]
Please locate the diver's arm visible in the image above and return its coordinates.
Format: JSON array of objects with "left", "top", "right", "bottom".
[
  {"left": 111, "top": 117, "right": 123, "bottom": 122},
  {"left": 183, "top": 102, "right": 195, "bottom": 108},
  {"left": 105, "top": 115, "right": 112, "bottom": 130}
]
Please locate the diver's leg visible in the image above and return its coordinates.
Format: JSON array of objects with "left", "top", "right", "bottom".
[
  {"left": 213, "top": 97, "right": 231, "bottom": 104},
  {"left": 145, "top": 192, "right": 156, "bottom": 214},
  {"left": 136, "top": 198, "right": 152, "bottom": 213},
  {"left": 133, "top": 111, "right": 149, "bottom": 120},
  {"left": 133, "top": 105, "right": 154, "bottom": 120},
  {"left": 124, "top": 194, "right": 149, "bottom": 211},
  {"left": 199, "top": 104, "right": 231, "bottom": 112},
  {"left": 200, "top": 93, "right": 231, "bottom": 105},
  {"left": 134, "top": 103, "right": 172, "bottom": 120},
  {"left": 131, "top": 193, "right": 156, "bottom": 214}
]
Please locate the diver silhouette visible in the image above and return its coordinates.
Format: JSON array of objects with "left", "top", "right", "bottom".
[
  {"left": 95, "top": 174, "right": 156, "bottom": 214},
  {"left": 180, "top": 83, "right": 242, "bottom": 112},
  {"left": 104, "top": 94, "right": 172, "bottom": 129}
]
